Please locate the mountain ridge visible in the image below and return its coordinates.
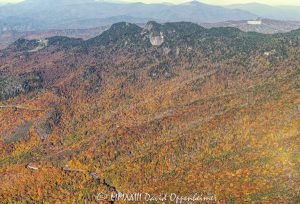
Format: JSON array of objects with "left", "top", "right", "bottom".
[
  {"left": 228, "top": 3, "right": 300, "bottom": 21},
  {"left": 0, "top": 0, "right": 257, "bottom": 32},
  {"left": 0, "top": 20, "right": 299, "bottom": 203}
]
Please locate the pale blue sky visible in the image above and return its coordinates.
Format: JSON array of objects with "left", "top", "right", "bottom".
[{"left": 1, "top": 0, "right": 300, "bottom": 6}]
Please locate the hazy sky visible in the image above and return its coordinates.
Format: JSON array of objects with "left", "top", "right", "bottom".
[{"left": 1, "top": 0, "right": 300, "bottom": 6}]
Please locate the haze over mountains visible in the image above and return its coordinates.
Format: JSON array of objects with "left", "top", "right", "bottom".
[
  {"left": 1, "top": 0, "right": 300, "bottom": 35},
  {"left": 0, "top": 0, "right": 256, "bottom": 31},
  {"left": 1, "top": 0, "right": 300, "bottom": 49},
  {"left": 228, "top": 3, "right": 300, "bottom": 21},
  {"left": 203, "top": 19, "right": 300, "bottom": 34},
  {"left": 1, "top": 0, "right": 300, "bottom": 51},
  {"left": 1, "top": 0, "right": 300, "bottom": 32}
]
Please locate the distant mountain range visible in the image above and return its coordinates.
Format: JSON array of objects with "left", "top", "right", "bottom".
[
  {"left": 0, "top": 0, "right": 256, "bottom": 31},
  {"left": 228, "top": 3, "right": 300, "bottom": 21},
  {"left": 0, "top": 0, "right": 300, "bottom": 34},
  {"left": 201, "top": 19, "right": 300, "bottom": 34}
]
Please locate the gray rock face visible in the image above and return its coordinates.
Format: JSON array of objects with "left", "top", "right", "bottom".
[
  {"left": 149, "top": 32, "right": 164, "bottom": 46},
  {"left": 3, "top": 121, "right": 33, "bottom": 144},
  {"left": 35, "top": 109, "right": 61, "bottom": 141},
  {"left": 0, "top": 72, "right": 43, "bottom": 101}
]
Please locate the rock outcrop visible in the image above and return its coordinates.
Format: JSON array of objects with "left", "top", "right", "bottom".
[{"left": 0, "top": 72, "right": 43, "bottom": 101}]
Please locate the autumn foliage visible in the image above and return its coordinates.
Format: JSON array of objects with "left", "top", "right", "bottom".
[{"left": 0, "top": 22, "right": 299, "bottom": 203}]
